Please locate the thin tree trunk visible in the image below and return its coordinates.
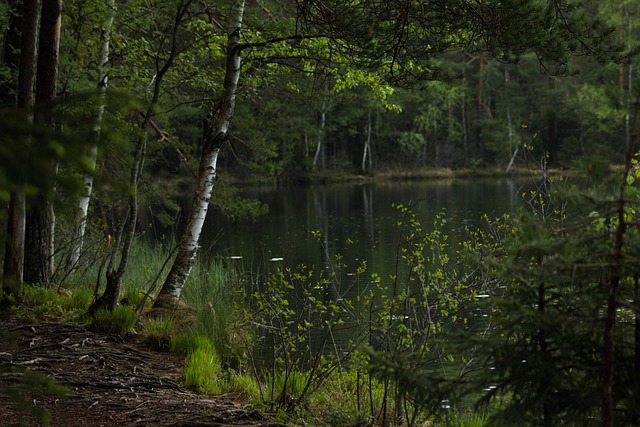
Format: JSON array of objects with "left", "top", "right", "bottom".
[
  {"left": 361, "top": 111, "right": 372, "bottom": 173},
  {"left": 505, "top": 145, "right": 519, "bottom": 174},
  {"left": 602, "top": 107, "right": 637, "bottom": 427},
  {"left": 476, "top": 51, "right": 486, "bottom": 159},
  {"left": 153, "top": 0, "right": 246, "bottom": 310},
  {"left": 24, "top": 0, "right": 62, "bottom": 286},
  {"left": 478, "top": 52, "right": 485, "bottom": 116},
  {"left": 90, "top": 0, "right": 192, "bottom": 312},
  {"left": 4, "top": 194, "right": 26, "bottom": 294},
  {"left": 313, "top": 100, "right": 326, "bottom": 171},
  {"left": 623, "top": 9, "right": 632, "bottom": 150},
  {"left": 3, "top": 0, "right": 40, "bottom": 294},
  {"left": 97, "top": 131, "right": 147, "bottom": 310},
  {"left": 504, "top": 68, "right": 518, "bottom": 174},
  {"left": 68, "top": 0, "right": 115, "bottom": 273}
]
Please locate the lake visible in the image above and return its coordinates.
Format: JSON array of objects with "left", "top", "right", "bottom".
[{"left": 195, "top": 178, "right": 528, "bottom": 280}]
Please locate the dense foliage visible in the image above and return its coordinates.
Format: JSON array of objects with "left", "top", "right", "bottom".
[{"left": 3, "top": 0, "right": 640, "bottom": 425}]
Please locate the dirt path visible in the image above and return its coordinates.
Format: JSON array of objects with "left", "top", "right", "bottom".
[{"left": 0, "top": 316, "right": 289, "bottom": 427}]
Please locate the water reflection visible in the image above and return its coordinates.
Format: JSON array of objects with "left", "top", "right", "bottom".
[{"left": 197, "top": 178, "right": 526, "bottom": 280}]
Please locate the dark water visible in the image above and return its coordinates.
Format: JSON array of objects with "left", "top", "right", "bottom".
[
  {"left": 195, "top": 178, "right": 526, "bottom": 278},
  {"left": 159, "top": 178, "right": 529, "bottom": 360}
]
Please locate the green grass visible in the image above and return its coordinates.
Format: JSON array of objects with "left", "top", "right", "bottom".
[
  {"left": 172, "top": 333, "right": 213, "bottom": 355},
  {"left": 183, "top": 347, "right": 223, "bottom": 394},
  {"left": 11, "top": 284, "right": 91, "bottom": 322},
  {"left": 172, "top": 331, "right": 261, "bottom": 400},
  {"left": 224, "top": 372, "right": 261, "bottom": 401},
  {"left": 448, "top": 413, "right": 489, "bottom": 427},
  {"left": 90, "top": 305, "right": 139, "bottom": 336},
  {"left": 181, "top": 257, "right": 240, "bottom": 367},
  {"left": 140, "top": 317, "right": 175, "bottom": 350},
  {"left": 8, "top": 240, "right": 496, "bottom": 425},
  {"left": 62, "top": 288, "right": 93, "bottom": 311},
  {"left": 304, "top": 366, "right": 386, "bottom": 425}
]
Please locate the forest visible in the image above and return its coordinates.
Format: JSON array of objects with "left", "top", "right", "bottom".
[{"left": 2, "top": 0, "right": 640, "bottom": 426}]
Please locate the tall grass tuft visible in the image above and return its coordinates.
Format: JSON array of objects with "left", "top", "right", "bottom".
[
  {"left": 141, "top": 317, "right": 175, "bottom": 350},
  {"left": 62, "top": 288, "right": 93, "bottom": 311},
  {"left": 183, "top": 347, "right": 223, "bottom": 394},
  {"left": 181, "top": 257, "right": 239, "bottom": 367},
  {"left": 90, "top": 306, "right": 139, "bottom": 336},
  {"left": 172, "top": 333, "right": 213, "bottom": 355}
]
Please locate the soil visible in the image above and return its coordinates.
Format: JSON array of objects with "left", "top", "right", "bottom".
[{"left": 0, "top": 314, "right": 290, "bottom": 427}]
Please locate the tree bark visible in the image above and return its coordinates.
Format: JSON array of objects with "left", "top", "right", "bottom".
[
  {"left": 24, "top": 0, "right": 62, "bottom": 286},
  {"left": 153, "top": 0, "right": 246, "bottom": 310},
  {"left": 3, "top": 0, "right": 40, "bottom": 295},
  {"left": 68, "top": 0, "right": 115, "bottom": 273}
]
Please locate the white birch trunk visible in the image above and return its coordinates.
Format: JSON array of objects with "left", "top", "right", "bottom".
[
  {"left": 68, "top": 0, "right": 115, "bottom": 272},
  {"left": 361, "top": 111, "right": 372, "bottom": 173},
  {"left": 312, "top": 104, "right": 326, "bottom": 171},
  {"left": 506, "top": 145, "right": 519, "bottom": 174},
  {"left": 504, "top": 68, "right": 517, "bottom": 174},
  {"left": 153, "top": 0, "right": 245, "bottom": 309}
]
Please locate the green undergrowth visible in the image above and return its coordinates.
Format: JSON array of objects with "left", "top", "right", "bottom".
[
  {"left": 5, "top": 238, "right": 495, "bottom": 426},
  {"left": 10, "top": 284, "right": 92, "bottom": 322},
  {"left": 183, "top": 345, "right": 223, "bottom": 393}
]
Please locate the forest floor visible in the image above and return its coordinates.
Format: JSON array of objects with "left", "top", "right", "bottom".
[{"left": 0, "top": 313, "right": 290, "bottom": 427}]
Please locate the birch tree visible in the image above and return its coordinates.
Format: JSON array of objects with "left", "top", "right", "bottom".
[
  {"left": 312, "top": 98, "right": 326, "bottom": 171},
  {"left": 361, "top": 111, "right": 372, "bottom": 173},
  {"left": 90, "top": 0, "right": 194, "bottom": 311},
  {"left": 153, "top": 0, "right": 246, "bottom": 309},
  {"left": 66, "top": 0, "right": 116, "bottom": 274}
]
